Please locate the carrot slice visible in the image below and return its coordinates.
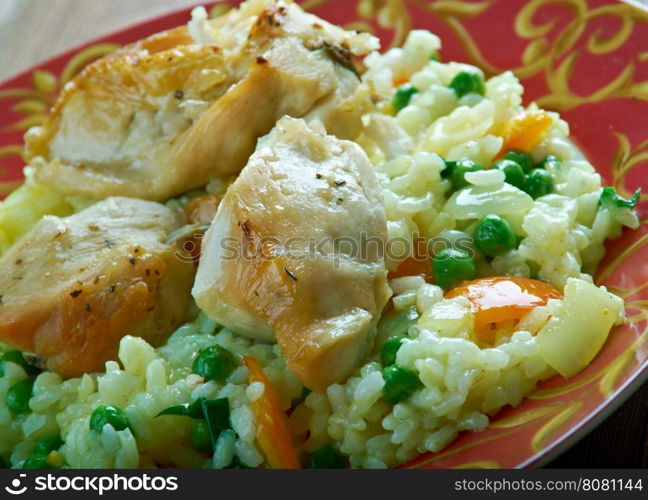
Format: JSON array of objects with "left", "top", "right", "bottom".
[
  {"left": 445, "top": 276, "right": 561, "bottom": 345},
  {"left": 388, "top": 256, "right": 433, "bottom": 281},
  {"left": 243, "top": 356, "right": 301, "bottom": 469},
  {"left": 498, "top": 110, "right": 553, "bottom": 156},
  {"left": 388, "top": 236, "right": 433, "bottom": 281}
]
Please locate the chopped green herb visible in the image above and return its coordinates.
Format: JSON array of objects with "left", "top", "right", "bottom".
[
  {"left": 201, "top": 397, "right": 231, "bottom": 448},
  {"left": 156, "top": 398, "right": 204, "bottom": 418},
  {"left": 599, "top": 187, "right": 641, "bottom": 210},
  {"left": 157, "top": 397, "right": 231, "bottom": 450},
  {"left": 189, "top": 421, "right": 212, "bottom": 453}
]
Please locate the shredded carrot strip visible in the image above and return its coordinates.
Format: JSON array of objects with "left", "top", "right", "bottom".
[{"left": 243, "top": 356, "right": 301, "bottom": 469}]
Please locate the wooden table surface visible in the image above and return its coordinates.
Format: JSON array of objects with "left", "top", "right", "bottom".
[{"left": 0, "top": 0, "right": 646, "bottom": 469}]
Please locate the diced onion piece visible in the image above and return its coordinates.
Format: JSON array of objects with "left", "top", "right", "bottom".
[
  {"left": 444, "top": 183, "right": 534, "bottom": 220},
  {"left": 536, "top": 278, "right": 622, "bottom": 378},
  {"left": 465, "top": 169, "right": 505, "bottom": 187}
]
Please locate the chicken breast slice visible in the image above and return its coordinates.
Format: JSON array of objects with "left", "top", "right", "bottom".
[
  {"left": 193, "top": 117, "right": 392, "bottom": 391},
  {"left": 0, "top": 197, "right": 194, "bottom": 377},
  {"left": 25, "top": 0, "right": 376, "bottom": 201}
]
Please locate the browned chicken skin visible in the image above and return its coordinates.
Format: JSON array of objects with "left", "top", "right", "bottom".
[
  {"left": 193, "top": 118, "right": 391, "bottom": 391},
  {"left": 25, "top": 0, "right": 376, "bottom": 201},
  {"left": 0, "top": 197, "right": 195, "bottom": 377}
]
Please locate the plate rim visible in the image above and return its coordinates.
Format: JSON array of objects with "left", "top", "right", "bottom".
[{"left": 521, "top": 359, "right": 648, "bottom": 468}]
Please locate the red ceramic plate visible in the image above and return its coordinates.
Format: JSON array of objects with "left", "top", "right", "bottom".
[{"left": 0, "top": 0, "right": 646, "bottom": 469}]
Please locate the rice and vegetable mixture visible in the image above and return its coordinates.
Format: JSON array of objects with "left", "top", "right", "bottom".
[{"left": 0, "top": 19, "right": 640, "bottom": 469}]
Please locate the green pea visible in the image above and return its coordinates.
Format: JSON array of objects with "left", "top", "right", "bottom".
[
  {"left": 6, "top": 379, "right": 34, "bottom": 415},
  {"left": 433, "top": 248, "right": 477, "bottom": 291},
  {"left": 392, "top": 83, "right": 419, "bottom": 112},
  {"left": 0, "top": 350, "right": 40, "bottom": 377},
  {"left": 310, "top": 445, "right": 345, "bottom": 469},
  {"left": 192, "top": 346, "right": 237, "bottom": 383},
  {"left": 190, "top": 420, "right": 212, "bottom": 453},
  {"left": 33, "top": 436, "right": 63, "bottom": 456},
  {"left": 473, "top": 214, "right": 517, "bottom": 258},
  {"left": 503, "top": 149, "right": 533, "bottom": 172},
  {"left": 89, "top": 405, "right": 130, "bottom": 432},
  {"left": 524, "top": 168, "right": 554, "bottom": 199},
  {"left": 381, "top": 337, "right": 406, "bottom": 367},
  {"left": 444, "top": 158, "right": 483, "bottom": 190},
  {"left": 492, "top": 159, "right": 525, "bottom": 190},
  {"left": 382, "top": 365, "right": 423, "bottom": 405},
  {"left": 449, "top": 71, "right": 485, "bottom": 98},
  {"left": 23, "top": 455, "right": 55, "bottom": 469}
]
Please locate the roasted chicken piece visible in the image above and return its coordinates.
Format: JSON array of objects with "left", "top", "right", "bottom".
[
  {"left": 193, "top": 118, "right": 391, "bottom": 391},
  {"left": 0, "top": 197, "right": 194, "bottom": 377},
  {"left": 25, "top": 0, "right": 377, "bottom": 201}
]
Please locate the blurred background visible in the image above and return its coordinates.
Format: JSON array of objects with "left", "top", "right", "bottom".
[{"left": 0, "top": 0, "right": 199, "bottom": 81}]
